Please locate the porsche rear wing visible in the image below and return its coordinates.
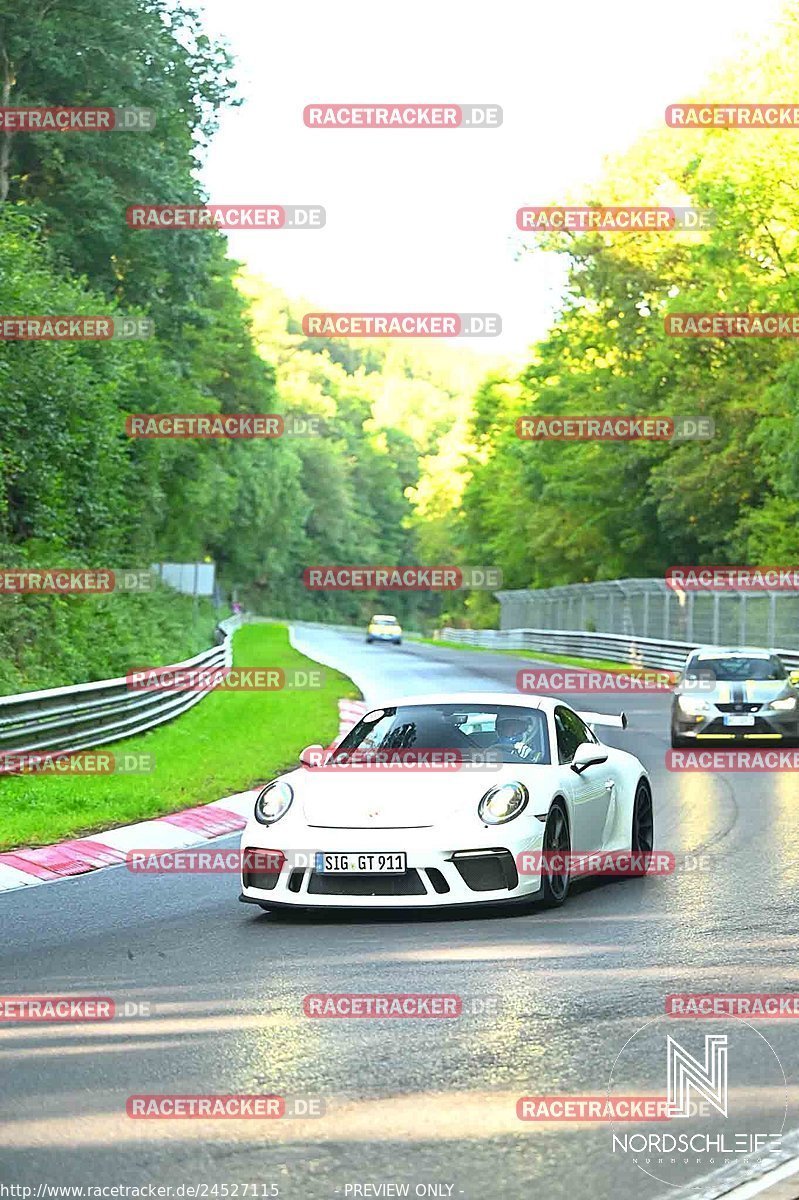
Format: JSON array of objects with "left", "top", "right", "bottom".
[{"left": 577, "top": 710, "right": 628, "bottom": 730}]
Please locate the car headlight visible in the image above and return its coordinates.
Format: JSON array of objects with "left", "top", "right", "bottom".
[
  {"left": 678, "top": 696, "right": 710, "bottom": 716},
  {"left": 254, "top": 781, "right": 294, "bottom": 825},
  {"left": 478, "top": 782, "right": 529, "bottom": 825},
  {"left": 771, "top": 696, "right": 797, "bottom": 711}
]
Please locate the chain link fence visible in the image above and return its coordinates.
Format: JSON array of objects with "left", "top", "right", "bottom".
[{"left": 495, "top": 579, "right": 799, "bottom": 651}]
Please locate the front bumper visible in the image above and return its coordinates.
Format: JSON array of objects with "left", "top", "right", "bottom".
[
  {"left": 239, "top": 824, "right": 545, "bottom": 909},
  {"left": 239, "top": 891, "right": 534, "bottom": 913},
  {"left": 672, "top": 706, "right": 799, "bottom": 743}
]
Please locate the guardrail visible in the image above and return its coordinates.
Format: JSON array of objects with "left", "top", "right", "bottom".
[
  {"left": 437, "top": 626, "right": 799, "bottom": 673},
  {"left": 0, "top": 614, "right": 242, "bottom": 759}
]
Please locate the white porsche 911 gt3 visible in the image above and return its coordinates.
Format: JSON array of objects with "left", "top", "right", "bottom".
[{"left": 238, "top": 692, "right": 653, "bottom": 913}]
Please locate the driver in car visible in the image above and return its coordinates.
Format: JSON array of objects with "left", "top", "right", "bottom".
[{"left": 493, "top": 715, "right": 544, "bottom": 761}]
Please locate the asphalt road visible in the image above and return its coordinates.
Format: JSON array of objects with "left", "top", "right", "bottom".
[{"left": 2, "top": 628, "right": 798, "bottom": 1200}]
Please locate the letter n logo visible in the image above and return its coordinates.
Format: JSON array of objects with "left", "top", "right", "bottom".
[{"left": 667, "top": 1034, "right": 728, "bottom": 1117}]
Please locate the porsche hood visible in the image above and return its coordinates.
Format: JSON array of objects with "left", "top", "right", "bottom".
[{"left": 290, "top": 764, "right": 545, "bottom": 829}]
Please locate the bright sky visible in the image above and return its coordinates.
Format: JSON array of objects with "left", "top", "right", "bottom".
[{"left": 199, "top": 0, "right": 786, "bottom": 358}]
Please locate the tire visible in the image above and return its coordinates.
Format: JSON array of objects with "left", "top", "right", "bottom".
[
  {"left": 629, "top": 780, "right": 654, "bottom": 876},
  {"left": 394, "top": 638, "right": 402, "bottom": 645},
  {"left": 540, "top": 800, "right": 571, "bottom": 907},
  {"left": 366, "top": 637, "right": 373, "bottom": 643},
  {"left": 670, "top": 729, "right": 689, "bottom": 748}
]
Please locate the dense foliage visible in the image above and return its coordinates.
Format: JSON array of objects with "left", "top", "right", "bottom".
[
  {"left": 458, "top": 9, "right": 799, "bottom": 595},
  {"left": 4, "top": 0, "right": 799, "bottom": 689},
  {"left": 0, "top": 0, "right": 488, "bottom": 686}
]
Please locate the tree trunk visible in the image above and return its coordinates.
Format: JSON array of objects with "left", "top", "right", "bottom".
[{"left": 0, "top": 44, "right": 14, "bottom": 203}]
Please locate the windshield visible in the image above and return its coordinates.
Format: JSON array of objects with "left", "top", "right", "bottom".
[
  {"left": 685, "top": 656, "right": 787, "bottom": 682},
  {"left": 371, "top": 617, "right": 399, "bottom": 626},
  {"left": 334, "top": 702, "right": 551, "bottom": 764}
]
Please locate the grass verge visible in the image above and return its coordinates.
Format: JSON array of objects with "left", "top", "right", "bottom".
[{"left": 0, "top": 623, "right": 358, "bottom": 851}]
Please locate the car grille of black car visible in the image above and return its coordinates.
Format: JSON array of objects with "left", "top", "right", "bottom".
[
  {"left": 306, "top": 869, "right": 427, "bottom": 896},
  {"left": 715, "top": 702, "right": 761, "bottom": 713}
]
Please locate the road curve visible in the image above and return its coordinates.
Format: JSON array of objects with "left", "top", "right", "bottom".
[{"left": 1, "top": 627, "right": 797, "bottom": 1200}]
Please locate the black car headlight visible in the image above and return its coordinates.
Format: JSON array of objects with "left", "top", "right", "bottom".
[
  {"left": 478, "top": 782, "right": 529, "bottom": 825},
  {"left": 254, "top": 781, "right": 294, "bottom": 825}
]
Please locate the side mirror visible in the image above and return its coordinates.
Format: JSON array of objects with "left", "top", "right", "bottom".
[
  {"left": 790, "top": 671, "right": 799, "bottom": 688},
  {"left": 571, "top": 741, "right": 609, "bottom": 774},
  {"left": 299, "top": 744, "right": 325, "bottom": 768}
]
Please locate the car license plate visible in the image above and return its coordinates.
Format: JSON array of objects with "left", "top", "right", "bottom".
[
  {"left": 723, "top": 715, "right": 755, "bottom": 727},
  {"left": 314, "top": 852, "right": 407, "bottom": 874}
]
